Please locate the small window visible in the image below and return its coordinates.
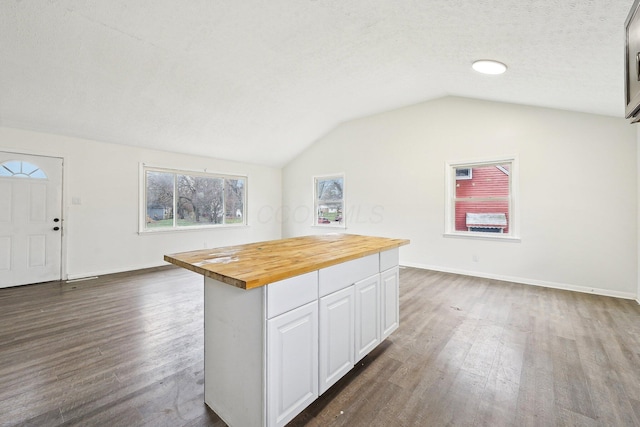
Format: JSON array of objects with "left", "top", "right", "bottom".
[
  {"left": 455, "top": 168, "right": 472, "bottom": 180},
  {"left": 445, "top": 158, "right": 518, "bottom": 239},
  {"left": 0, "top": 160, "right": 47, "bottom": 179},
  {"left": 314, "top": 175, "right": 344, "bottom": 227},
  {"left": 142, "top": 166, "right": 246, "bottom": 232}
]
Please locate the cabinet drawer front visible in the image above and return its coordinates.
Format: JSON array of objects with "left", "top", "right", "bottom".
[
  {"left": 380, "top": 248, "right": 399, "bottom": 272},
  {"left": 267, "top": 271, "right": 318, "bottom": 319},
  {"left": 319, "top": 254, "right": 379, "bottom": 297}
]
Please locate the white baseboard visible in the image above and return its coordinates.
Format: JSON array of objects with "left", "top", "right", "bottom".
[
  {"left": 401, "top": 262, "right": 637, "bottom": 301},
  {"left": 67, "top": 260, "right": 638, "bottom": 302},
  {"left": 65, "top": 261, "right": 172, "bottom": 281}
]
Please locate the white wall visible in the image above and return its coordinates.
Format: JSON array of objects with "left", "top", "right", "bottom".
[
  {"left": 283, "top": 96, "right": 638, "bottom": 299},
  {"left": 0, "top": 127, "right": 282, "bottom": 280}
]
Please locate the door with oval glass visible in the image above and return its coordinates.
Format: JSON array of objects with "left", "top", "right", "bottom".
[{"left": 0, "top": 152, "right": 63, "bottom": 288}]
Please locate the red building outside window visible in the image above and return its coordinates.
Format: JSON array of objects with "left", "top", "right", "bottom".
[{"left": 454, "top": 164, "right": 510, "bottom": 233}]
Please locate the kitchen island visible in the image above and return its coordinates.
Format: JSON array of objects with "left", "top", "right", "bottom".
[{"left": 165, "top": 234, "right": 409, "bottom": 427}]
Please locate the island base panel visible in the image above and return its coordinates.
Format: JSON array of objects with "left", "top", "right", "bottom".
[{"left": 204, "top": 278, "right": 266, "bottom": 427}]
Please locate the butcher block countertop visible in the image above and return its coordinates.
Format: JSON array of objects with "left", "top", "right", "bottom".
[{"left": 164, "top": 234, "right": 410, "bottom": 290}]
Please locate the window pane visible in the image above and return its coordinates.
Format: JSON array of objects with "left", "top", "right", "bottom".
[
  {"left": 448, "top": 159, "right": 515, "bottom": 237},
  {"left": 146, "top": 171, "right": 174, "bottom": 229},
  {"left": 315, "top": 176, "right": 344, "bottom": 226},
  {"left": 3, "top": 161, "right": 21, "bottom": 174},
  {"left": 317, "top": 202, "right": 343, "bottom": 225},
  {"left": 142, "top": 168, "right": 246, "bottom": 232},
  {"left": 30, "top": 169, "right": 47, "bottom": 179},
  {"left": 317, "top": 178, "right": 343, "bottom": 201},
  {"left": 0, "top": 161, "right": 47, "bottom": 179},
  {"left": 455, "top": 200, "right": 509, "bottom": 233},
  {"left": 21, "top": 162, "right": 39, "bottom": 176},
  {"left": 225, "top": 178, "right": 245, "bottom": 224},
  {"left": 177, "top": 175, "right": 224, "bottom": 226}
]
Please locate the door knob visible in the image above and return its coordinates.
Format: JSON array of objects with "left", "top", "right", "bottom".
[{"left": 53, "top": 226, "right": 60, "bottom": 231}]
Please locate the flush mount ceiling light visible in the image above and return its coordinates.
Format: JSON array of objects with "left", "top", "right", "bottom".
[{"left": 472, "top": 60, "right": 507, "bottom": 75}]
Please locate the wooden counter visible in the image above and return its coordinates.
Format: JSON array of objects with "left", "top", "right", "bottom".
[{"left": 164, "top": 233, "right": 409, "bottom": 289}]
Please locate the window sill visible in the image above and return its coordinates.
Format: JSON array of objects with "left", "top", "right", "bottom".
[
  {"left": 312, "top": 224, "right": 346, "bottom": 229},
  {"left": 139, "top": 224, "right": 249, "bottom": 235},
  {"left": 443, "top": 232, "right": 521, "bottom": 242}
]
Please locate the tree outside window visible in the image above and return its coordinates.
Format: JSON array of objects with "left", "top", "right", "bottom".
[
  {"left": 314, "top": 175, "right": 344, "bottom": 227},
  {"left": 143, "top": 167, "right": 246, "bottom": 231}
]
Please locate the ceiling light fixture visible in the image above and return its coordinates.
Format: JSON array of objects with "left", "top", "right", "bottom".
[{"left": 472, "top": 60, "right": 507, "bottom": 75}]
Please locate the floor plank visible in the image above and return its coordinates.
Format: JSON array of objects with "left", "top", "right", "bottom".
[{"left": 2, "top": 266, "right": 640, "bottom": 426}]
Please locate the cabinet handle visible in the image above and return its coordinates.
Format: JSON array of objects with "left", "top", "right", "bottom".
[{"left": 53, "top": 226, "right": 60, "bottom": 231}]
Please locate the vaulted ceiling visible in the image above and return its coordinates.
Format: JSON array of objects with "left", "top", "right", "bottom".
[{"left": 0, "top": 1, "right": 632, "bottom": 167}]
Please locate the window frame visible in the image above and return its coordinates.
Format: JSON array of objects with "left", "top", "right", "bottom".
[
  {"left": 313, "top": 173, "right": 345, "bottom": 228},
  {"left": 139, "top": 164, "right": 248, "bottom": 233},
  {"left": 444, "top": 156, "right": 519, "bottom": 241}
]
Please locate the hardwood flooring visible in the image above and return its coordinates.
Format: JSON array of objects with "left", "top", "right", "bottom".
[{"left": 1, "top": 266, "right": 640, "bottom": 426}]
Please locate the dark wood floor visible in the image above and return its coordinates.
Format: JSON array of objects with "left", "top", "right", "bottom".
[{"left": 1, "top": 267, "right": 640, "bottom": 426}]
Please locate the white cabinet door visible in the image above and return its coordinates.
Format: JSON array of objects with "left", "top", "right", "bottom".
[
  {"left": 354, "top": 274, "right": 380, "bottom": 362},
  {"left": 319, "top": 285, "right": 355, "bottom": 394},
  {"left": 267, "top": 301, "right": 318, "bottom": 427},
  {"left": 380, "top": 267, "right": 399, "bottom": 340}
]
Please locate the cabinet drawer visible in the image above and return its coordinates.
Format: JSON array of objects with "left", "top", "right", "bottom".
[
  {"left": 319, "top": 254, "right": 379, "bottom": 297},
  {"left": 266, "top": 271, "right": 318, "bottom": 319},
  {"left": 380, "top": 248, "right": 399, "bottom": 272}
]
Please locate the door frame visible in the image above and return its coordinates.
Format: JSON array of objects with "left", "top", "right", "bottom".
[{"left": 1, "top": 148, "right": 67, "bottom": 282}]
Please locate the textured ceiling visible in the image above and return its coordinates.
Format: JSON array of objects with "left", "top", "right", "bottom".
[{"left": 0, "top": 0, "right": 632, "bottom": 167}]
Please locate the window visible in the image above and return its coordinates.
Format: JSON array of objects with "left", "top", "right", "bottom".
[
  {"left": 455, "top": 168, "right": 472, "bottom": 180},
  {"left": 142, "top": 166, "right": 246, "bottom": 232},
  {"left": 0, "top": 160, "right": 47, "bottom": 179},
  {"left": 314, "top": 175, "right": 344, "bottom": 227},
  {"left": 445, "top": 157, "right": 518, "bottom": 239}
]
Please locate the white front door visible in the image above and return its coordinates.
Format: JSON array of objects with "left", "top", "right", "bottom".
[{"left": 0, "top": 152, "right": 63, "bottom": 288}]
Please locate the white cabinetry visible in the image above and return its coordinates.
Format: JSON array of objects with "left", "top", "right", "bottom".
[
  {"left": 319, "top": 285, "right": 355, "bottom": 394},
  {"left": 202, "top": 248, "right": 401, "bottom": 427},
  {"left": 354, "top": 274, "right": 381, "bottom": 362},
  {"left": 380, "top": 266, "right": 399, "bottom": 340},
  {"left": 268, "top": 301, "right": 318, "bottom": 427},
  {"left": 266, "top": 272, "right": 319, "bottom": 427}
]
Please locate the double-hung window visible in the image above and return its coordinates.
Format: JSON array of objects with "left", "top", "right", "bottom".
[
  {"left": 141, "top": 165, "right": 246, "bottom": 232},
  {"left": 445, "top": 157, "right": 518, "bottom": 239},
  {"left": 314, "top": 175, "right": 344, "bottom": 227}
]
